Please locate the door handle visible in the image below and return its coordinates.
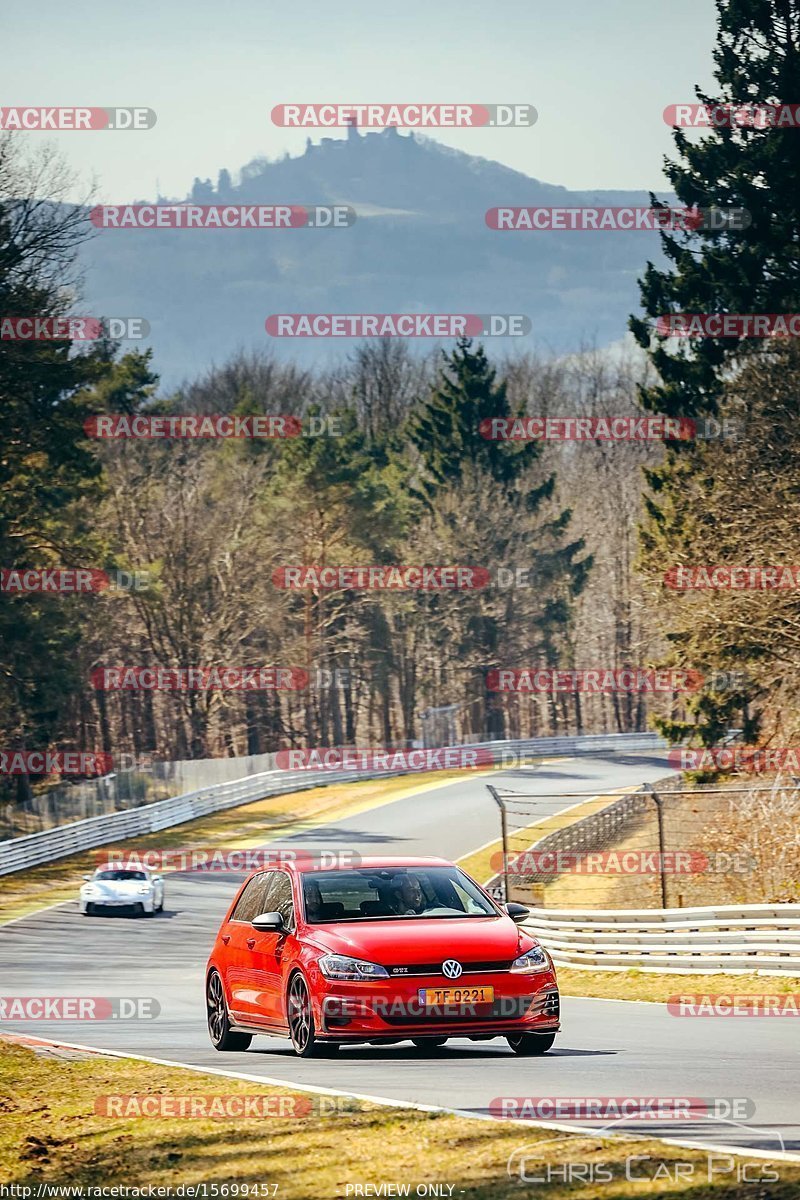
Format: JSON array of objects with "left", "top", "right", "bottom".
[
  {"left": 221, "top": 934, "right": 231, "bottom": 945},
  {"left": 246, "top": 938, "right": 256, "bottom": 949}
]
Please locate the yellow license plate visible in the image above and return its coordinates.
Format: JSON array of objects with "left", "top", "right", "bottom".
[{"left": 418, "top": 986, "right": 494, "bottom": 1005}]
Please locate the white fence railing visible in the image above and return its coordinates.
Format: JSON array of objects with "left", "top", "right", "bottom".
[
  {"left": 524, "top": 903, "right": 800, "bottom": 975},
  {"left": 0, "top": 731, "right": 668, "bottom": 876}
]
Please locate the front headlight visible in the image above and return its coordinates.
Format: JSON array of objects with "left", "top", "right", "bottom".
[
  {"left": 318, "top": 954, "right": 389, "bottom": 981},
  {"left": 510, "top": 945, "right": 550, "bottom": 974},
  {"left": 82, "top": 885, "right": 97, "bottom": 895}
]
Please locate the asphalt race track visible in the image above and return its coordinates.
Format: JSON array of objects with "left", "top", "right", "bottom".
[{"left": 2, "top": 754, "right": 797, "bottom": 1158}]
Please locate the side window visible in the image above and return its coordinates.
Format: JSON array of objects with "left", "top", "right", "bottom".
[
  {"left": 263, "top": 871, "right": 295, "bottom": 930},
  {"left": 230, "top": 874, "right": 269, "bottom": 923}
]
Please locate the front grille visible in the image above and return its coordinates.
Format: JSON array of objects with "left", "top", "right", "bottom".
[{"left": 386, "top": 960, "right": 513, "bottom": 977}]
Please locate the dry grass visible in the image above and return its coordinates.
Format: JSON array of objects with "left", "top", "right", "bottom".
[
  {"left": 1, "top": 1039, "right": 796, "bottom": 1198},
  {"left": 557, "top": 967, "right": 800, "bottom": 1003},
  {"left": 536, "top": 777, "right": 800, "bottom": 910}
]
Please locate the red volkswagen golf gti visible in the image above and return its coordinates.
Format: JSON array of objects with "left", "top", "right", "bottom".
[{"left": 205, "top": 855, "right": 559, "bottom": 1057}]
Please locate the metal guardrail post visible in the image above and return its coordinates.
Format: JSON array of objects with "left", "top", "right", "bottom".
[
  {"left": 643, "top": 782, "right": 668, "bottom": 909},
  {"left": 486, "top": 784, "right": 509, "bottom": 903}
]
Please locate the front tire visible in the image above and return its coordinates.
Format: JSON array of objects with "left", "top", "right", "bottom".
[
  {"left": 507, "top": 1032, "right": 556, "bottom": 1056},
  {"left": 207, "top": 971, "right": 252, "bottom": 1052},
  {"left": 287, "top": 973, "right": 327, "bottom": 1058}
]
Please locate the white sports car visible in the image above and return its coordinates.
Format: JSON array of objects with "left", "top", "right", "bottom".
[{"left": 80, "top": 867, "right": 165, "bottom": 917}]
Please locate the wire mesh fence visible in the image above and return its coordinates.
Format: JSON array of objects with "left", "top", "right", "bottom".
[
  {"left": 0, "top": 732, "right": 668, "bottom": 842},
  {"left": 488, "top": 776, "right": 800, "bottom": 910},
  {"left": 0, "top": 751, "right": 278, "bottom": 840}
]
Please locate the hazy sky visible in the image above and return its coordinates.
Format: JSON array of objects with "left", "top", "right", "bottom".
[{"left": 6, "top": 0, "right": 719, "bottom": 201}]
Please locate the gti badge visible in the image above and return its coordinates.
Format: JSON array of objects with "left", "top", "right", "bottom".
[{"left": 442, "top": 959, "right": 463, "bottom": 979}]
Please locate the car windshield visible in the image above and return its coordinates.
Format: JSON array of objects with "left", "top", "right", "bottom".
[
  {"left": 300, "top": 866, "right": 498, "bottom": 922},
  {"left": 94, "top": 870, "right": 148, "bottom": 881}
]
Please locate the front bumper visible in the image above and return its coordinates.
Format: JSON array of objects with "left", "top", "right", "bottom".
[
  {"left": 82, "top": 896, "right": 152, "bottom": 910},
  {"left": 312, "top": 968, "right": 560, "bottom": 1040}
]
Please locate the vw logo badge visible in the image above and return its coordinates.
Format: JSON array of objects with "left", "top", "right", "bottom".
[{"left": 442, "top": 959, "right": 463, "bottom": 979}]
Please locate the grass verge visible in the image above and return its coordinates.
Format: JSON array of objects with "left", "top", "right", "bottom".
[
  {"left": 538, "top": 799, "right": 729, "bottom": 910},
  {"left": 1, "top": 1038, "right": 796, "bottom": 1198},
  {"left": 557, "top": 966, "right": 800, "bottom": 1003}
]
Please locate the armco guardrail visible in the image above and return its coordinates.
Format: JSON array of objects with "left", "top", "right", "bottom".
[
  {"left": 524, "top": 903, "right": 800, "bottom": 975},
  {"left": 0, "top": 731, "right": 669, "bottom": 876}
]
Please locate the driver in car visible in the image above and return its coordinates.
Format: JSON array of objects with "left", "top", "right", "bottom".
[
  {"left": 304, "top": 880, "right": 324, "bottom": 922},
  {"left": 391, "top": 873, "right": 426, "bottom": 915}
]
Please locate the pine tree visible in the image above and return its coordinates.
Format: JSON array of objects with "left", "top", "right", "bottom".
[
  {"left": 630, "top": 1, "right": 800, "bottom": 745},
  {"left": 631, "top": 0, "right": 800, "bottom": 420},
  {"left": 0, "top": 138, "right": 113, "bottom": 790},
  {"left": 407, "top": 339, "right": 591, "bottom": 738},
  {"left": 408, "top": 337, "right": 536, "bottom": 499}
]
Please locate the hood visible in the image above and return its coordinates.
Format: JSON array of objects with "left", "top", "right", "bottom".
[{"left": 305, "top": 915, "right": 530, "bottom": 966}]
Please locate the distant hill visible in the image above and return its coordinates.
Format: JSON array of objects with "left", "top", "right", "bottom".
[{"left": 80, "top": 127, "right": 670, "bottom": 386}]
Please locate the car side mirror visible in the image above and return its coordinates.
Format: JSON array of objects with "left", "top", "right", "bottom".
[
  {"left": 82, "top": 874, "right": 93, "bottom": 882},
  {"left": 506, "top": 902, "right": 530, "bottom": 924},
  {"left": 151, "top": 875, "right": 161, "bottom": 882},
  {"left": 252, "top": 911, "right": 284, "bottom": 932}
]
